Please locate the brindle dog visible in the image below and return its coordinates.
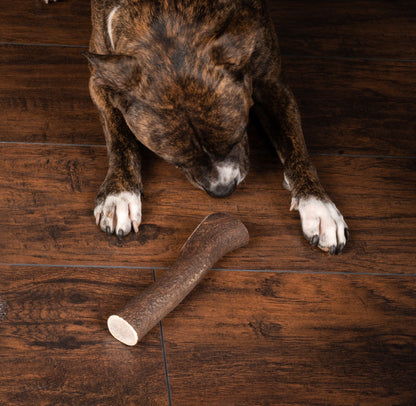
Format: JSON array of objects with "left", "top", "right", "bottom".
[{"left": 80, "top": 0, "right": 348, "bottom": 254}]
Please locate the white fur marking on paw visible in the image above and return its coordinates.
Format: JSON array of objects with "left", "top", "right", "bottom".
[
  {"left": 107, "top": 5, "right": 121, "bottom": 51},
  {"left": 94, "top": 191, "right": 142, "bottom": 235},
  {"left": 297, "top": 196, "right": 347, "bottom": 251}
]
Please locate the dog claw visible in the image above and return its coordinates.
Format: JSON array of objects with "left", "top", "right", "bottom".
[
  {"left": 311, "top": 235, "right": 319, "bottom": 246},
  {"left": 338, "top": 243, "right": 345, "bottom": 254},
  {"left": 95, "top": 213, "right": 101, "bottom": 226},
  {"left": 106, "top": 226, "right": 111, "bottom": 236},
  {"left": 290, "top": 198, "right": 298, "bottom": 211},
  {"left": 118, "top": 229, "right": 124, "bottom": 240},
  {"left": 345, "top": 228, "right": 350, "bottom": 241},
  {"left": 329, "top": 245, "right": 336, "bottom": 256},
  {"left": 132, "top": 221, "right": 139, "bottom": 233}
]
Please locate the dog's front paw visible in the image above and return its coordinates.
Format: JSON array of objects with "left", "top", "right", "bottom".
[
  {"left": 291, "top": 196, "right": 349, "bottom": 255},
  {"left": 94, "top": 191, "right": 142, "bottom": 238}
]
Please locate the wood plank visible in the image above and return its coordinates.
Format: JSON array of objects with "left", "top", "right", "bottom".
[
  {"left": 269, "top": 0, "right": 416, "bottom": 59},
  {"left": 0, "top": 265, "right": 169, "bottom": 405},
  {"left": 2, "top": 1, "right": 415, "bottom": 61},
  {"left": 0, "top": 144, "right": 415, "bottom": 274},
  {"left": 285, "top": 57, "right": 416, "bottom": 157},
  {"left": 1, "top": 44, "right": 415, "bottom": 157},
  {"left": 160, "top": 270, "right": 416, "bottom": 405},
  {"left": 0, "top": 0, "right": 90, "bottom": 47},
  {"left": 0, "top": 45, "right": 102, "bottom": 146}
]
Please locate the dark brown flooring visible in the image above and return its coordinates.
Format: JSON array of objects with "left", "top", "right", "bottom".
[{"left": 1, "top": 1, "right": 415, "bottom": 405}]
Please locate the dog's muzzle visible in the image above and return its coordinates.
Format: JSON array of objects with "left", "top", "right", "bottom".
[{"left": 205, "top": 163, "right": 241, "bottom": 198}]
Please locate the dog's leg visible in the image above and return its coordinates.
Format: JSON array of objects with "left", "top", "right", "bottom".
[
  {"left": 253, "top": 74, "right": 348, "bottom": 254},
  {"left": 89, "top": 81, "right": 143, "bottom": 238}
]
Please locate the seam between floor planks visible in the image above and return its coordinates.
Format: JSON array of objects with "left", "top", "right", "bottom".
[
  {"left": 2, "top": 141, "right": 416, "bottom": 160},
  {"left": 153, "top": 269, "right": 174, "bottom": 406},
  {"left": 1, "top": 263, "right": 415, "bottom": 278}
]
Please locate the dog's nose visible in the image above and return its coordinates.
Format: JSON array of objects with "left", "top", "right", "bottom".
[{"left": 206, "top": 180, "right": 237, "bottom": 198}]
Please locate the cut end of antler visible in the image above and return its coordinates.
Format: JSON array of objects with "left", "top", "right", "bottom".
[{"left": 107, "top": 315, "right": 139, "bottom": 346}]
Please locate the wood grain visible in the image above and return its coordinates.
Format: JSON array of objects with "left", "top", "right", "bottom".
[
  {"left": 0, "top": 143, "right": 415, "bottom": 273},
  {"left": 3, "top": 1, "right": 416, "bottom": 60},
  {"left": 0, "top": 0, "right": 90, "bottom": 47},
  {"left": 267, "top": 0, "right": 416, "bottom": 59},
  {"left": 0, "top": 265, "right": 169, "bottom": 406},
  {"left": 2, "top": 44, "right": 416, "bottom": 157},
  {"left": 284, "top": 57, "right": 416, "bottom": 157},
  {"left": 159, "top": 270, "right": 416, "bottom": 406},
  {"left": 0, "top": 44, "right": 102, "bottom": 146}
]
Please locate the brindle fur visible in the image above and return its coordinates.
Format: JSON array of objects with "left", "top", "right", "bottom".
[{"left": 86, "top": 0, "right": 345, "bottom": 251}]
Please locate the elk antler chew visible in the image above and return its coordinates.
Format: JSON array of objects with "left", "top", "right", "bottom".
[{"left": 107, "top": 213, "right": 249, "bottom": 345}]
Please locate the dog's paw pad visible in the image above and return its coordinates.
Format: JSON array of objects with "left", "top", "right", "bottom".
[
  {"left": 94, "top": 191, "right": 142, "bottom": 237},
  {"left": 294, "top": 196, "right": 348, "bottom": 254}
]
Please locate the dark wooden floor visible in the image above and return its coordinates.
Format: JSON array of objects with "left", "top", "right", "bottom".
[{"left": 1, "top": 1, "right": 415, "bottom": 405}]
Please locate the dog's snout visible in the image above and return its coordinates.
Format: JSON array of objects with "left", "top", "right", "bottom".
[
  {"left": 204, "top": 163, "right": 242, "bottom": 198},
  {"left": 206, "top": 180, "right": 237, "bottom": 198}
]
